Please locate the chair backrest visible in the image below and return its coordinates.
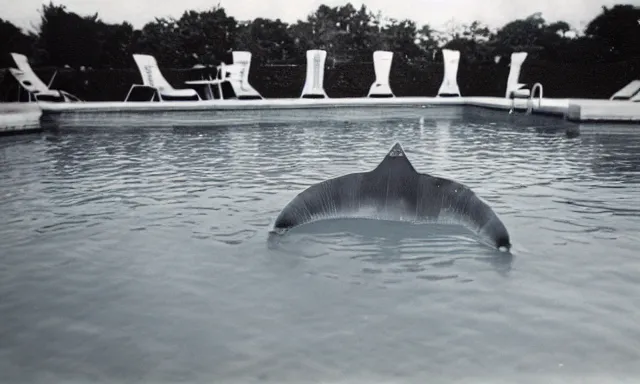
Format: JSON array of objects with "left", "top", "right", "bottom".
[
  {"left": 441, "top": 49, "right": 460, "bottom": 79},
  {"left": 230, "top": 51, "right": 253, "bottom": 91},
  {"left": 10, "top": 53, "right": 50, "bottom": 92},
  {"left": 610, "top": 80, "right": 640, "bottom": 100},
  {"left": 306, "top": 50, "right": 326, "bottom": 90},
  {"left": 372, "top": 51, "right": 393, "bottom": 84},
  {"left": 437, "top": 49, "right": 462, "bottom": 96},
  {"left": 505, "top": 52, "right": 528, "bottom": 98},
  {"left": 301, "top": 49, "right": 328, "bottom": 98},
  {"left": 132, "top": 54, "right": 174, "bottom": 91}
]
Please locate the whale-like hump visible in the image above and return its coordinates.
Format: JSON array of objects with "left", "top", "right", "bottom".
[{"left": 272, "top": 142, "right": 511, "bottom": 250}]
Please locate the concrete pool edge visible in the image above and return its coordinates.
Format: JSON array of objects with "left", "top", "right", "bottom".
[
  {"left": 1, "top": 96, "right": 639, "bottom": 134},
  {"left": 35, "top": 96, "right": 640, "bottom": 123},
  {"left": 565, "top": 99, "right": 640, "bottom": 123},
  {"left": 0, "top": 103, "right": 44, "bottom": 135},
  {"left": 465, "top": 97, "right": 640, "bottom": 123}
]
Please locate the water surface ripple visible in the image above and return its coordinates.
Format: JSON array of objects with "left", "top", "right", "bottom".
[{"left": 1, "top": 106, "right": 639, "bottom": 383}]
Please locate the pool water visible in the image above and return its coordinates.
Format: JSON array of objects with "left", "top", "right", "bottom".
[{"left": 1, "top": 106, "right": 639, "bottom": 383}]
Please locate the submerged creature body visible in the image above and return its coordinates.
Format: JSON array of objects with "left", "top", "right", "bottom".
[{"left": 272, "top": 142, "right": 511, "bottom": 250}]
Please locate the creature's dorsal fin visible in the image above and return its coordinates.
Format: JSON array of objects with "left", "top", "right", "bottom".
[
  {"left": 372, "top": 142, "right": 417, "bottom": 173},
  {"left": 387, "top": 142, "right": 406, "bottom": 158}
]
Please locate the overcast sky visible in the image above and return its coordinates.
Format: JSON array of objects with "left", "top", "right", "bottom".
[{"left": 4, "top": 0, "right": 625, "bottom": 33}]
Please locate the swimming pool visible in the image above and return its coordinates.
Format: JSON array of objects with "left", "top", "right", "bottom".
[{"left": 1, "top": 106, "right": 639, "bottom": 382}]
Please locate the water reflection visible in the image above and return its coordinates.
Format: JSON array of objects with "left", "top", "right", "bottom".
[
  {"left": 267, "top": 219, "right": 514, "bottom": 281},
  {"left": 581, "top": 128, "right": 640, "bottom": 181}
]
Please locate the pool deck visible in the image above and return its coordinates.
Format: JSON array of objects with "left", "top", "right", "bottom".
[
  {"left": 1, "top": 96, "right": 638, "bottom": 134},
  {"left": 565, "top": 99, "right": 640, "bottom": 123},
  {"left": 470, "top": 97, "right": 640, "bottom": 123}
]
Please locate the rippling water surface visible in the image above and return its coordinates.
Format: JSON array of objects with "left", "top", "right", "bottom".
[{"left": 1, "top": 106, "right": 640, "bottom": 383}]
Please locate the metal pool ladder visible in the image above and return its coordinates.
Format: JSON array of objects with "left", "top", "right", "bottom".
[{"left": 526, "top": 83, "right": 544, "bottom": 115}]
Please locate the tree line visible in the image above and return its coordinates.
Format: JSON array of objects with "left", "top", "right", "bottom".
[
  {"left": 0, "top": 2, "right": 639, "bottom": 101},
  {"left": 1, "top": 2, "right": 639, "bottom": 69}
]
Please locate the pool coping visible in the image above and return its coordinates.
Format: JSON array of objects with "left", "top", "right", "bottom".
[
  {"left": 1, "top": 96, "right": 639, "bottom": 134},
  {"left": 0, "top": 102, "right": 43, "bottom": 135}
]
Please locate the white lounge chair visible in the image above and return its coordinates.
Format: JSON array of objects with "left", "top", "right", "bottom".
[
  {"left": 504, "top": 52, "right": 536, "bottom": 113},
  {"left": 368, "top": 51, "right": 395, "bottom": 98},
  {"left": 219, "top": 51, "right": 263, "bottom": 100},
  {"left": 300, "top": 50, "right": 329, "bottom": 99},
  {"left": 610, "top": 80, "right": 640, "bottom": 101},
  {"left": 505, "top": 51, "right": 531, "bottom": 99},
  {"left": 125, "top": 54, "right": 201, "bottom": 102},
  {"left": 437, "top": 49, "right": 462, "bottom": 97},
  {"left": 8, "top": 52, "right": 82, "bottom": 102}
]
